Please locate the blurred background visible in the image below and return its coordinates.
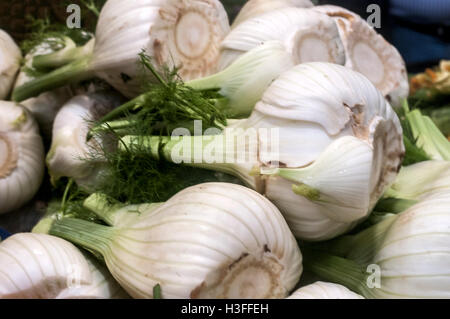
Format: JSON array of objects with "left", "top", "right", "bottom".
[{"left": 0, "top": 0, "right": 448, "bottom": 71}]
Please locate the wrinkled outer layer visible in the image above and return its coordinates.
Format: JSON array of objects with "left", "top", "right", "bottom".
[
  {"left": 312, "top": 5, "right": 409, "bottom": 108},
  {"left": 219, "top": 7, "right": 345, "bottom": 70}
]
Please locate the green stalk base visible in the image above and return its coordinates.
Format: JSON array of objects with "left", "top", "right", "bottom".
[
  {"left": 13, "top": 56, "right": 94, "bottom": 102},
  {"left": 48, "top": 217, "right": 114, "bottom": 257}
]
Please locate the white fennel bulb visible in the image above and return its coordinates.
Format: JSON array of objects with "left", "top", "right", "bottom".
[
  {"left": 0, "top": 101, "right": 44, "bottom": 215},
  {"left": 231, "top": 0, "right": 313, "bottom": 29},
  {"left": 19, "top": 89, "right": 74, "bottom": 139},
  {"left": 312, "top": 5, "right": 409, "bottom": 108},
  {"left": 305, "top": 190, "right": 450, "bottom": 298},
  {"left": 186, "top": 41, "right": 295, "bottom": 118},
  {"left": 287, "top": 282, "right": 363, "bottom": 299},
  {"left": 0, "top": 30, "right": 22, "bottom": 99},
  {"left": 37, "top": 183, "right": 303, "bottom": 299},
  {"left": 47, "top": 92, "right": 123, "bottom": 190},
  {"left": 13, "top": 0, "right": 230, "bottom": 101},
  {"left": 56, "top": 253, "right": 129, "bottom": 299},
  {"left": 218, "top": 8, "right": 345, "bottom": 71},
  {"left": 0, "top": 233, "right": 126, "bottom": 299},
  {"left": 404, "top": 108, "right": 450, "bottom": 161},
  {"left": 124, "top": 62, "right": 404, "bottom": 241}
]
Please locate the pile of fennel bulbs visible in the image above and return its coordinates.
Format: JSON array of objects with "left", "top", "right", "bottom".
[
  {"left": 2, "top": 0, "right": 450, "bottom": 301},
  {"left": 120, "top": 62, "right": 405, "bottom": 241},
  {"left": 12, "top": 0, "right": 231, "bottom": 101},
  {"left": 34, "top": 183, "right": 303, "bottom": 299}
]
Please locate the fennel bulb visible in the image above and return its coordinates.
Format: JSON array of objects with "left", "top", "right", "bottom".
[
  {"left": 47, "top": 92, "right": 123, "bottom": 190},
  {"left": 122, "top": 62, "right": 404, "bottom": 241},
  {"left": 218, "top": 8, "right": 345, "bottom": 71},
  {"left": 13, "top": 0, "right": 230, "bottom": 101},
  {"left": 312, "top": 5, "right": 409, "bottom": 108},
  {"left": 304, "top": 190, "right": 450, "bottom": 298},
  {"left": 0, "top": 30, "right": 21, "bottom": 100},
  {"left": 384, "top": 160, "right": 450, "bottom": 201},
  {"left": 0, "top": 233, "right": 126, "bottom": 299},
  {"left": 36, "top": 183, "right": 303, "bottom": 299},
  {"left": 405, "top": 108, "right": 450, "bottom": 161},
  {"left": 57, "top": 252, "right": 129, "bottom": 299},
  {"left": 287, "top": 282, "right": 363, "bottom": 299},
  {"left": 231, "top": 0, "right": 314, "bottom": 29},
  {"left": 0, "top": 101, "right": 44, "bottom": 215}
]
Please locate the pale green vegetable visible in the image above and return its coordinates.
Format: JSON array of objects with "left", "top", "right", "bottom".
[
  {"left": 47, "top": 92, "right": 123, "bottom": 190},
  {"left": 406, "top": 108, "right": 450, "bottom": 160},
  {"left": 219, "top": 8, "right": 345, "bottom": 71},
  {"left": 35, "top": 183, "right": 303, "bottom": 299},
  {"left": 304, "top": 190, "right": 450, "bottom": 298},
  {"left": 0, "top": 30, "right": 21, "bottom": 99},
  {"left": 32, "top": 37, "right": 95, "bottom": 71},
  {"left": 0, "top": 233, "right": 127, "bottom": 299},
  {"left": 82, "top": 192, "right": 163, "bottom": 227},
  {"left": 287, "top": 282, "right": 363, "bottom": 299},
  {"left": 92, "top": 41, "right": 296, "bottom": 128},
  {"left": 0, "top": 102, "right": 44, "bottom": 215},
  {"left": 121, "top": 63, "right": 404, "bottom": 241},
  {"left": 186, "top": 41, "right": 295, "bottom": 118},
  {"left": 384, "top": 160, "right": 450, "bottom": 201},
  {"left": 13, "top": 0, "right": 230, "bottom": 101}
]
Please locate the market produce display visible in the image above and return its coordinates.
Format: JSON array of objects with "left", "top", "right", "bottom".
[
  {"left": 0, "top": 0, "right": 450, "bottom": 300},
  {"left": 117, "top": 62, "right": 404, "bottom": 241},
  {"left": 12, "top": 0, "right": 230, "bottom": 101}
]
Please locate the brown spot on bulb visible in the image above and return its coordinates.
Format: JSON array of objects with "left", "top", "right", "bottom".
[
  {"left": 0, "top": 133, "right": 18, "bottom": 179},
  {"left": 190, "top": 250, "right": 285, "bottom": 299}
]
